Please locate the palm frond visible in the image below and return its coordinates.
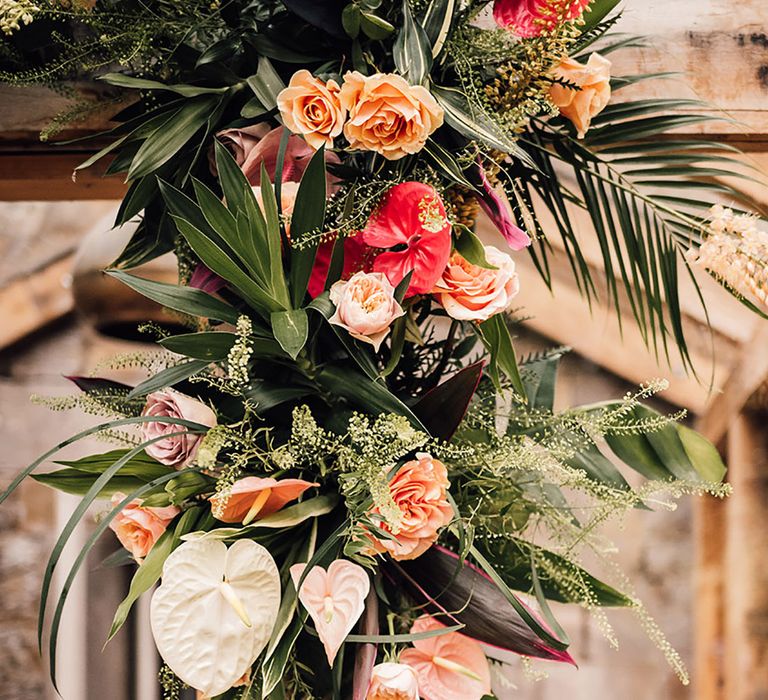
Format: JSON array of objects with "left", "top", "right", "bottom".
[{"left": 515, "top": 78, "right": 768, "bottom": 374}]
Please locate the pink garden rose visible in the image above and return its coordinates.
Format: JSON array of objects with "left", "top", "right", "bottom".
[
  {"left": 362, "top": 182, "right": 452, "bottom": 297},
  {"left": 369, "top": 453, "right": 453, "bottom": 561},
  {"left": 277, "top": 69, "right": 346, "bottom": 150},
  {"left": 141, "top": 389, "right": 217, "bottom": 467},
  {"left": 432, "top": 246, "right": 520, "bottom": 322},
  {"left": 550, "top": 53, "right": 612, "bottom": 138},
  {"left": 329, "top": 271, "right": 405, "bottom": 351},
  {"left": 367, "top": 663, "right": 420, "bottom": 700},
  {"left": 400, "top": 616, "right": 491, "bottom": 700},
  {"left": 493, "top": 0, "right": 590, "bottom": 37},
  {"left": 109, "top": 493, "right": 179, "bottom": 560}
]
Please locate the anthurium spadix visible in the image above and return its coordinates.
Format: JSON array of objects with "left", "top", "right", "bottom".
[
  {"left": 150, "top": 539, "right": 280, "bottom": 697},
  {"left": 291, "top": 559, "right": 370, "bottom": 665}
]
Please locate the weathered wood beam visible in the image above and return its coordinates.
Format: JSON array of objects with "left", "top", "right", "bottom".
[
  {"left": 0, "top": 152, "right": 126, "bottom": 201},
  {"left": 0, "top": 254, "right": 75, "bottom": 349},
  {"left": 697, "top": 322, "right": 768, "bottom": 445},
  {"left": 722, "top": 415, "right": 768, "bottom": 700},
  {"left": 692, "top": 490, "right": 727, "bottom": 700}
]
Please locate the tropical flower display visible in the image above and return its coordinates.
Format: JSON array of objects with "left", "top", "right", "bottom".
[{"left": 1, "top": 0, "right": 766, "bottom": 698}]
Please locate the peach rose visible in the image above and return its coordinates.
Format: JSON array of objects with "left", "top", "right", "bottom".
[
  {"left": 141, "top": 389, "right": 217, "bottom": 468},
  {"left": 109, "top": 493, "right": 179, "bottom": 560},
  {"left": 370, "top": 453, "right": 453, "bottom": 561},
  {"left": 367, "top": 663, "right": 420, "bottom": 700},
  {"left": 433, "top": 246, "right": 520, "bottom": 322},
  {"left": 550, "top": 53, "right": 612, "bottom": 138},
  {"left": 277, "top": 70, "right": 346, "bottom": 150},
  {"left": 329, "top": 271, "right": 405, "bottom": 351},
  {"left": 339, "top": 72, "right": 444, "bottom": 160}
]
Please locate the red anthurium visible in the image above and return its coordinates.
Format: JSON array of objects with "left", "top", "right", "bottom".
[{"left": 362, "top": 182, "right": 452, "bottom": 296}]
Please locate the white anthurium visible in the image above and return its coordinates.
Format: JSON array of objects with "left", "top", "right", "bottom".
[{"left": 150, "top": 539, "right": 281, "bottom": 697}]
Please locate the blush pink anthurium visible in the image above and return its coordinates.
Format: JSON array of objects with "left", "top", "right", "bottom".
[
  {"left": 290, "top": 559, "right": 371, "bottom": 666},
  {"left": 400, "top": 616, "right": 492, "bottom": 700},
  {"left": 210, "top": 477, "right": 318, "bottom": 524},
  {"left": 362, "top": 182, "right": 452, "bottom": 297}
]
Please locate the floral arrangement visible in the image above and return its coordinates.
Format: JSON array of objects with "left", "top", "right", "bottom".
[{"left": 2, "top": 0, "right": 766, "bottom": 698}]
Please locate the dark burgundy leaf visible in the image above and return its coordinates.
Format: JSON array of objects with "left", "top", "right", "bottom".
[
  {"left": 352, "top": 588, "right": 379, "bottom": 700},
  {"left": 412, "top": 361, "right": 484, "bottom": 440},
  {"left": 65, "top": 376, "right": 132, "bottom": 394},
  {"left": 385, "top": 545, "right": 575, "bottom": 665}
]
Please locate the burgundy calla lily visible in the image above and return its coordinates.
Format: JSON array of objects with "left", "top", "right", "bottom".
[{"left": 475, "top": 158, "right": 531, "bottom": 251}]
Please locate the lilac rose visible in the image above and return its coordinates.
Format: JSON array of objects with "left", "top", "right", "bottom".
[{"left": 141, "top": 389, "right": 217, "bottom": 467}]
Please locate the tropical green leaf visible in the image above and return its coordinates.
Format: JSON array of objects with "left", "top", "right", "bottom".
[
  {"left": 477, "top": 315, "right": 526, "bottom": 397},
  {"left": 106, "top": 270, "right": 240, "bottom": 324},
  {"left": 160, "top": 332, "right": 237, "bottom": 361},
  {"left": 127, "top": 360, "right": 211, "bottom": 399},
  {"left": 271, "top": 309, "right": 309, "bottom": 360},
  {"left": 393, "top": 0, "right": 432, "bottom": 85},
  {"left": 316, "top": 365, "right": 428, "bottom": 432},
  {"left": 99, "top": 73, "right": 229, "bottom": 97},
  {"left": 127, "top": 96, "right": 219, "bottom": 181},
  {"left": 433, "top": 85, "right": 535, "bottom": 169},
  {"left": 32, "top": 471, "right": 158, "bottom": 497},
  {"left": 289, "top": 147, "right": 327, "bottom": 306},
  {"left": 421, "top": 0, "right": 456, "bottom": 57},
  {"left": 246, "top": 57, "right": 286, "bottom": 112},
  {"left": 454, "top": 225, "right": 497, "bottom": 269}
]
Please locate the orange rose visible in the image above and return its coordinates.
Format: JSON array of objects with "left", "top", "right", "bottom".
[
  {"left": 277, "top": 69, "right": 346, "bottom": 150},
  {"left": 550, "top": 53, "right": 611, "bottom": 138},
  {"left": 339, "top": 72, "right": 444, "bottom": 160},
  {"left": 109, "top": 493, "right": 179, "bottom": 561},
  {"left": 433, "top": 246, "right": 520, "bottom": 322},
  {"left": 370, "top": 453, "right": 453, "bottom": 561}
]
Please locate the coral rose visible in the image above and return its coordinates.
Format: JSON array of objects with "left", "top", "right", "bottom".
[
  {"left": 339, "top": 72, "right": 443, "bottom": 160},
  {"left": 329, "top": 271, "right": 405, "bottom": 351},
  {"left": 141, "top": 389, "right": 217, "bottom": 468},
  {"left": 277, "top": 69, "right": 346, "bottom": 150},
  {"left": 370, "top": 453, "right": 453, "bottom": 561},
  {"left": 433, "top": 246, "right": 520, "bottom": 322},
  {"left": 401, "top": 616, "right": 491, "bottom": 700},
  {"left": 493, "top": 0, "right": 590, "bottom": 38},
  {"left": 109, "top": 493, "right": 179, "bottom": 560},
  {"left": 550, "top": 53, "right": 612, "bottom": 138},
  {"left": 367, "top": 663, "right": 420, "bottom": 700}
]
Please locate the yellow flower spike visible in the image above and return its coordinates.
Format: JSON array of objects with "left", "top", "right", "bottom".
[
  {"left": 323, "top": 595, "right": 335, "bottom": 624},
  {"left": 241, "top": 487, "right": 273, "bottom": 525},
  {"left": 432, "top": 655, "right": 483, "bottom": 682},
  {"left": 218, "top": 581, "right": 252, "bottom": 628}
]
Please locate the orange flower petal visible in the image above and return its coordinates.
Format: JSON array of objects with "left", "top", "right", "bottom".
[{"left": 211, "top": 477, "right": 318, "bottom": 523}]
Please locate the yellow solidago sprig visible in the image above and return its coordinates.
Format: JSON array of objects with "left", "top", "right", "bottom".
[{"left": 686, "top": 204, "right": 768, "bottom": 309}]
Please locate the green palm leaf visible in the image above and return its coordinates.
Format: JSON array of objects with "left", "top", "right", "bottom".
[{"left": 517, "top": 77, "right": 767, "bottom": 373}]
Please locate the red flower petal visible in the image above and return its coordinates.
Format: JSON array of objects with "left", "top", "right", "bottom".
[{"left": 362, "top": 182, "right": 452, "bottom": 296}]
